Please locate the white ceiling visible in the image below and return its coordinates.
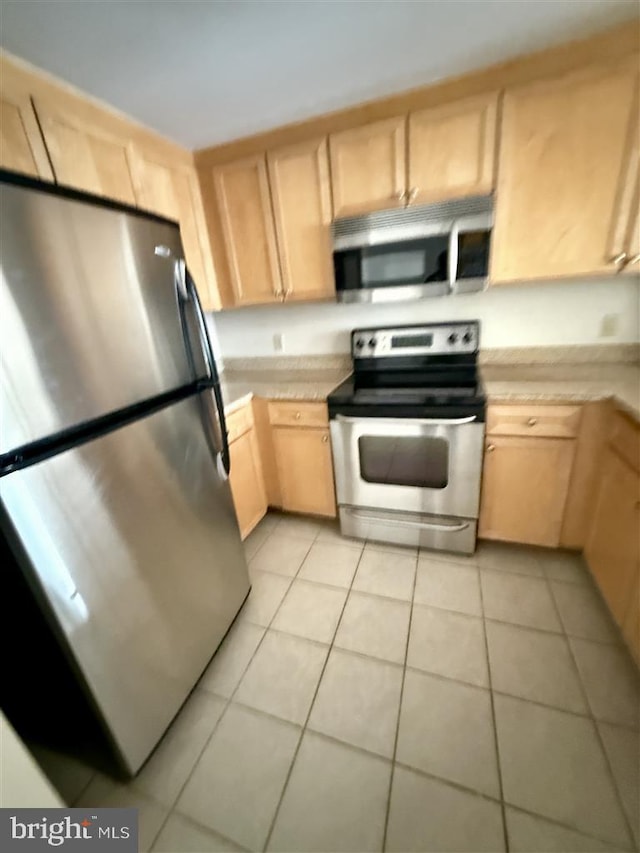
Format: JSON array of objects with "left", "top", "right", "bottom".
[{"left": 1, "top": 0, "right": 637, "bottom": 149}]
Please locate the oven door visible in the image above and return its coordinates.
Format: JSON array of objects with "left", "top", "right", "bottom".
[{"left": 329, "top": 415, "right": 485, "bottom": 519}]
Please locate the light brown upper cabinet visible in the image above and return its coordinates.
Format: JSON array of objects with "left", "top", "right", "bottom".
[
  {"left": 129, "top": 148, "right": 219, "bottom": 310},
  {"left": 407, "top": 92, "right": 498, "bottom": 205},
  {"left": 267, "top": 137, "right": 334, "bottom": 302},
  {"left": 0, "top": 90, "right": 53, "bottom": 180},
  {"left": 329, "top": 117, "right": 406, "bottom": 217},
  {"left": 491, "top": 60, "right": 640, "bottom": 283},
  {"left": 211, "top": 155, "right": 282, "bottom": 306},
  {"left": 33, "top": 99, "right": 137, "bottom": 205}
]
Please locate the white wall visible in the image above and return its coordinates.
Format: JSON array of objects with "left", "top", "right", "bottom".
[{"left": 210, "top": 276, "right": 640, "bottom": 359}]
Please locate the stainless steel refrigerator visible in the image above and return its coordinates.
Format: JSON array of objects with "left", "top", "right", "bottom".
[{"left": 0, "top": 170, "right": 250, "bottom": 775}]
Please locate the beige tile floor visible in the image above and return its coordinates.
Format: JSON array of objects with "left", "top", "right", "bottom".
[{"left": 31, "top": 511, "right": 640, "bottom": 852}]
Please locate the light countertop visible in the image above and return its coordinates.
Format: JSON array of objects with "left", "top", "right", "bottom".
[
  {"left": 220, "top": 369, "right": 350, "bottom": 415},
  {"left": 480, "top": 363, "right": 639, "bottom": 421},
  {"left": 220, "top": 362, "right": 640, "bottom": 422}
]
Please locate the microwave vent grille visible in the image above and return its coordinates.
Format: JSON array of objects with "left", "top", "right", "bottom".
[{"left": 332, "top": 194, "right": 493, "bottom": 249}]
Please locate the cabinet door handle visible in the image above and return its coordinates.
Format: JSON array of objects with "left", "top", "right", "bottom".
[
  {"left": 295, "top": 412, "right": 301, "bottom": 420},
  {"left": 395, "top": 190, "right": 407, "bottom": 202},
  {"left": 609, "top": 252, "right": 627, "bottom": 269},
  {"left": 273, "top": 287, "right": 282, "bottom": 298},
  {"left": 284, "top": 288, "right": 292, "bottom": 298},
  {"left": 487, "top": 444, "right": 495, "bottom": 452},
  {"left": 408, "top": 187, "right": 419, "bottom": 202},
  {"left": 628, "top": 254, "right": 640, "bottom": 265},
  {"left": 322, "top": 434, "right": 328, "bottom": 443},
  {"left": 527, "top": 417, "right": 538, "bottom": 426}
]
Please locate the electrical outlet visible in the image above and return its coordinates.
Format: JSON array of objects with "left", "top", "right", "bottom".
[
  {"left": 599, "top": 314, "right": 619, "bottom": 338},
  {"left": 273, "top": 333, "right": 285, "bottom": 353}
]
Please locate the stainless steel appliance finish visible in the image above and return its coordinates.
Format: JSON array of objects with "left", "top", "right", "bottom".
[
  {"left": 328, "top": 322, "right": 486, "bottom": 555},
  {"left": 0, "top": 180, "right": 206, "bottom": 454},
  {"left": 330, "top": 415, "right": 485, "bottom": 519},
  {"left": 332, "top": 195, "right": 492, "bottom": 304},
  {"left": 0, "top": 171, "right": 249, "bottom": 774},
  {"left": 1, "top": 392, "right": 248, "bottom": 774}
]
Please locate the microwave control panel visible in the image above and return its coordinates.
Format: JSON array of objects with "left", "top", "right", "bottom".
[{"left": 352, "top": 322, "right": 479, "bottom": 359}]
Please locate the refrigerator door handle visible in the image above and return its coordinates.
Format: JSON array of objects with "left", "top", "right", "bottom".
[{"left": 175, "top": 259, "right": 231, "bottom": 476}]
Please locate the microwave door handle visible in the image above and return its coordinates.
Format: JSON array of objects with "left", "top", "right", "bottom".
[{"left": 448, "top": 220, "right": 459, "bottom": 294}]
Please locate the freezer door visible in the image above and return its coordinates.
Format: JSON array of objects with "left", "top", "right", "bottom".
[
  {"left": 0, "top": 179, "right": 207, "bottom": 454},
  {"left": 0, "top": 392, "right": 249, "bottom": 774}
]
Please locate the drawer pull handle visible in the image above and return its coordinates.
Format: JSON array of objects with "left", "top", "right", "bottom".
[
  {"left": 527, "top": 418, "right": 538, "bottom": 426},
  {"left": 322, "top": 434, "right": 328, "bottom": 443},
  {"left": 487, "top": 444, "right": 495, "bottom": 452},
  {"left": 295, "top": 412, "right": 301, "bottom": 420}
]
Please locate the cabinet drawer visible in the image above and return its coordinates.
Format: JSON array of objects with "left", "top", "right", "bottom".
[
  {"left": 226, "top": 403, "right": 253, "bottom": 444},
  {"left": 268, "top": 401, "right": 328, "bottom": 428},
  {"left": 486, "top": 405, "right": 581, "bottom": 438},
  {"left": 609, "top": 410, "right": 640, "bottom": 473}
]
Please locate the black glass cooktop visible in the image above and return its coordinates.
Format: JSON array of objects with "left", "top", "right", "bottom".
[{"left": 328, "top": 372, "right": 486, "bottom": 421}]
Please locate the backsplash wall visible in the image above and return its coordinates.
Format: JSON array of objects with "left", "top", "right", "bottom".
[{"left": 208, "top": 276, "right": 639, "bottom": 361}]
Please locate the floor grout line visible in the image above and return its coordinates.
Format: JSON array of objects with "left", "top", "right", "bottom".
[
  {"left": 543, "top": 567, "right": 638, "bottom": 851},
  {"left": 478, "top": 561, "right": 510, "bottom": 853},
  {"left": 381, "top": 548, "right": 419, "bottom": 852},
  {"left": 261, "top": 534, "right": 368, "bottom": 852}
]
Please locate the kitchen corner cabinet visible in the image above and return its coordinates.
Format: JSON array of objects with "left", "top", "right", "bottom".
[
  {"left": 0, "top": 91, "right": 53, "bottom": 180},
  {"left": 329, "top": 117, "right": 406, "bottom": 217},
  {"left": 267, "top": 137, "right": 334, "bottom": 301},
  {"left": 211, "top": 155, "right": 282, "bottom": 306},
  {"left": 128, "top": 149, "right": 219, "bottom": 310},
  {"left": 584, "top": 413, "right": 640, "bottom": 664},
  {"left": 479, "top": 405, "right": 579, "bottom": 547},
  {"left": 269, "top": 402, "right": 336, "bottom": 517},
  {"left": 491, "top": 59, "right": 640, "bottom": 283},
  {"left": 227, "top": 404, "right": 267, "bottom": 539},
  {"left": 407, "top": 92, "right": 498, "bottom": 205},
  {"left": 33, "top": 98, "right": 138, "bottom": 205}
]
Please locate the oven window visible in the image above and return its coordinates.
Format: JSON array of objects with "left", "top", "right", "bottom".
[{"left": 358, "top": 436, "right": 449, "bottom": 488}]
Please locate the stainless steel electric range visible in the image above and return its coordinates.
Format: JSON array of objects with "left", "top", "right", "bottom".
[{"left": 328, "top": 321, "right": 486, "bottom": 555}]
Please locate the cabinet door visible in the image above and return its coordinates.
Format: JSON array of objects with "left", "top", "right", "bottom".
[
  {"left": 212, "top": 155, "right": 282, "bottom": 305},
  {"left": 273, "top": 427, "right": 336, "bottom": 517},
  {"left": 584, "top": 447, "right": 640, "bottom": 627},
  {"left": 267, "top": 137, "right": 334, "bottom": 302},
  {"left": 329, "top": 117, "right": 406, "bottom": 217},
  {"left": 408, "top": 92, "right": 498, "bottom": 205},
  {"left": 33, "top": 99, "right": 137, "bottom": 205},
  {"left": 479, "top": 436, "right": 575, "bottom": 546},
  {"left": 0, "top": 92, "right": 53, "bottom": 179},
  {"left": 622, "top": 571, "right": 640, "bottom": 666},
  {"left": 491, "top": 61, "right": 639, "bottom": 283},
  {"left": 129, "top": 149, "right": 219, "bottom": 310},
  {"left": 228, "top": 428, "right": 268, "bottom": 539}
]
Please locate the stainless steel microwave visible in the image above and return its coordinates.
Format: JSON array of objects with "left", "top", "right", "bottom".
[{"left": 332, "top": 195, "right": 493, "bottom": 303}]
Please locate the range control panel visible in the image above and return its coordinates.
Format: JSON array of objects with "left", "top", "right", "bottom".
[{"left": 352, "top": 322, "right": 479, "bottom": 359}]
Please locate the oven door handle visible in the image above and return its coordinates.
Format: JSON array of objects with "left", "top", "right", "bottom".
[
  {"left": 334, "top": 414, "right": 477, "bottom": 427},
  {"left": 346, "top": 508, "right": 471, "bottom": 533}
]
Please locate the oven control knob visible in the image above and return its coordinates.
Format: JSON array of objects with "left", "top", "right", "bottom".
[
  {"left": 462, "top": 331, "right": 473, "bottom": 344},
  {"left": 355, "top": 338, "right": 364, "bottom": 349},
  {"left": 368, "top": 337, "right": 377, "bottom": 347},
  {"left": 448, "top": 333, "right": 458, "bottom": 344}
]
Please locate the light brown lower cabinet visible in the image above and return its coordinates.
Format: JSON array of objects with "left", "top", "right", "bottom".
[
  {"left": 478, "top": 434, "right": 576, "bottom": 547},
  {"left": 584, "top": 421, "right": 640, "bottom": 666},
  {"left": 227, "top": 408, "right": 267, "bottom": 539},
  {"left": 272, "top": 426, "right": 336, "bottom": 517}
]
